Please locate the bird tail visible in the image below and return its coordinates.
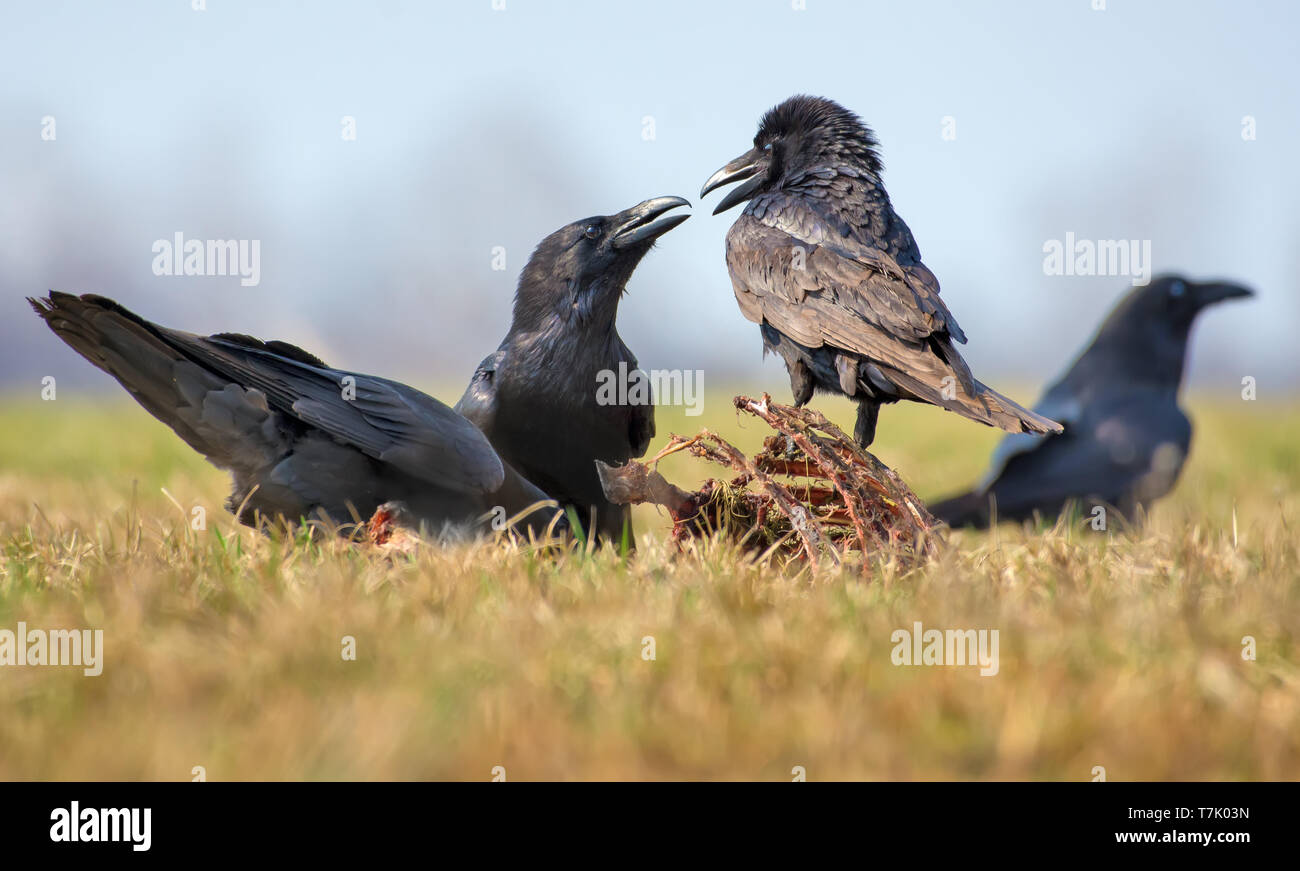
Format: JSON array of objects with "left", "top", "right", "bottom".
[
  {"left": 967, "top": 380, "right": 1064, "bottom": 436},
  {"left": 29, "top": 292, "right": 273, "bottom": 473},
  {"left": 31, "top": 292, "right": 187, "bottom": 416},
  {"left": 927, "top": 489, "right": 995, "bottom": 529},
  {"left": 883, "top": 362, "right": 1063, "bottom": 438}
]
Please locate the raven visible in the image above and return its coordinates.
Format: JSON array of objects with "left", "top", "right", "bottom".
[
  {"left": 455, "top": 196, "right": 690, "bottom": 548},
  {"left": 929, "top": 276, "right": 1253, "bottom": 527},
  {"left": 30, "top": 292, "right": 558, "bottom": 537},
  {"left": 700, "top": 95, "right": 1062, "bottom": 448}
]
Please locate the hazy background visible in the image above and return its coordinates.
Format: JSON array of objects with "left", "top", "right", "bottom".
[{"left": 2, "top": 0, "right": 1296, "bottom": 400}]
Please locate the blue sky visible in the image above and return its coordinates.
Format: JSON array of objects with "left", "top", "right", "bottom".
[{"left": 2, "top": 0, "right": 1296, "bottom": 397}]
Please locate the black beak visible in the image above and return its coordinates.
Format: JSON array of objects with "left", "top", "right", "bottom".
[
  {"left": 1194, "top": 280, "right": 1254, "bottom": 308},
  {"left": 611, "top": 196, "right": 691, "bottom": 249},
  {"left": 700, "top": 148, "right": 767, "bottom": 215}
]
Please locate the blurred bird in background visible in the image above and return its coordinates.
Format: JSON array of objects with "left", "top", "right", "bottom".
[{"left": 929, "top": 275, "right": 1254, "bottom": 527}]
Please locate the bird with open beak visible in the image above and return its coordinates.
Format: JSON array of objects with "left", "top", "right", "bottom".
[
  {"left": 701, "top": 94, "right": 1062, "bottom": 448},
  {"left": 456, "top": 196, "right": 691, "bottom": 549}
]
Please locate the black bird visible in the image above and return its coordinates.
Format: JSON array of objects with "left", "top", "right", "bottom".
[
  {"left": 30, "top": 292, "right": 559, "bottom": 537},
  {"left": 929, "top": 276, "right": 1254, "bottom": 527},
  {"left": 700, "top": 95, "right": 1062, "bottom": 448},
  {"left": 455, "top": 196, "right": 690, "bottom": 548}
]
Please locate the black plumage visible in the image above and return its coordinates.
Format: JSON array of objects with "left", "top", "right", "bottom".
[
  {"left": 30, "top": 292, "right": 557, "bottom": 536},
  {"left": 700, "top": 95, "right": 1062, "bottom": 447},
  {"left": 930, "top": 276, "right": 1253, "bottom": 527},
  {"left": 456, "top": 196, "right": 690, "bottom": 547}
]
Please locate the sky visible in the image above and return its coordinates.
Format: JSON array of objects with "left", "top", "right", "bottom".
[{"left": 2, "top": 0, "right": 1296, "bottom": 401}]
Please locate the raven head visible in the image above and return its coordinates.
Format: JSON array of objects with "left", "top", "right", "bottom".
[
  {"left": 1110, "top": 275, "right": 1254, "bottom": 334},
  {"left": 700, "top": 95, "right": 883, "bottom": 215},
  {"left": 1087, "top": 275, "right": 1254, "bottom": 385},
  {"left": 513, "top": 196, "right": 690, "bottom": 328}
]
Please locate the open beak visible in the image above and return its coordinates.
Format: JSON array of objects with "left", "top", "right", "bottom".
[
  {"left": 611, "top": 196, "right": 691, "bottom": 249},
  {"left": 1194, "top": 280, "right": 1254, "bottom": 308},
  {"left": 700, "top": 148, "right": 767, "bottom": 215}
]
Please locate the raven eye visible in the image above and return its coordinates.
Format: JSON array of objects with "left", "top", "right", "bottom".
[
  {"left": 762, "top": 142, "right": 773, "bottom": 151},
  {"left": 584, "top": 224, "right": 600, "bottom": 240},
  {"left": 1168, "top": 280, "right": 1186, "bottom": 297}
]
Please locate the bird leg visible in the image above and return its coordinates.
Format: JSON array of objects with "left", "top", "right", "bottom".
[
  {"left": 788, "top": 358, "right": 814, "bottom": 406},
  {"left": 854, "top": 401, "right": 880, "bottom": 448}
]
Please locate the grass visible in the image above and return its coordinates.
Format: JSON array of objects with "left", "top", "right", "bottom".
[{"left": 0, "top": 391, "right": 1297, "bottom": 780}]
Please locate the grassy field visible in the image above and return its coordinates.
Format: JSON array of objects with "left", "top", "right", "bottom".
[{"left": 1, "top": 391, "right": 1297, "bottom": 780}]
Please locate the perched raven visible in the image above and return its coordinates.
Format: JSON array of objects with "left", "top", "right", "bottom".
[
  {"left": 456, "top": 196, "right": 690, "bottom": 548},
  {"left": 700, "top": 95, "right": 1062, "bottom": 448},
  {"left": 30, "top": 292, "right": 558, "bottom": 537},
  {"left": 929, "top": 276, "right": 1253, "bottom": 527}
]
